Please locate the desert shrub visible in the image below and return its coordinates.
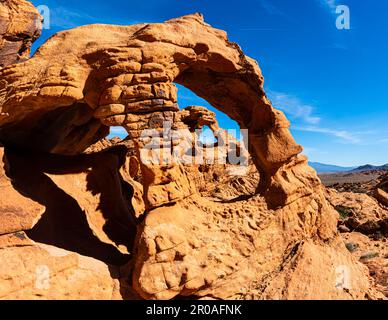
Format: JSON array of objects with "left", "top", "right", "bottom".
[
  {"left": 360, "top": 252, "right": 379, "bottom": 260},
  {"left": 335, "top": 205, "right": 353, "bottom": 220},
  {"left": 345, "top": 242, "right": 357, "bottom": 252}
]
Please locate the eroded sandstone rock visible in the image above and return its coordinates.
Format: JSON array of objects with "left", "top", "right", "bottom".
[
  {"left": 0, "top": 13, "right": 315, "bottom": 208},
  {"left": 0, "top": 145, "right": 141, "bottom": 299},
  {"left": 377, "top": 173, "right": 388, "bottom": 193},
  {"left": 327, "top": 189, "right": 388, "bottom": 236},
  {"left": 3, "top": 146, "right": 140, "bottom": 264},
  {"left": 0, "top": 232, "right": 122, "bottom": 300},
  {"left": 0, "top": 146, "right": 45, "bottom": 235},
  {"left": 131, "top": 191, "right": 380, "bottom": 299},
  {"left": 0, "top": 3, "right": 384, "bottom": 300},
  {"left": 0, "top": 0, "right": 42, "bottom": 68},
  {"left": 374, "top": 188, "right": 388, "bottom": 207},
  {"left": 341, "top": 232, "right": 387, "bottom": 298}
]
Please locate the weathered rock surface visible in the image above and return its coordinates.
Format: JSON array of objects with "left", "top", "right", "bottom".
[
  {"left": 132, "top": 193, "right": 383, "bottom": 299},
  {"left": 0, "top": 145, "right": 45, "bottom": 234},
  {"left": 0, "top": 145, "right": 141, "bottom": 299},
  {"left": 327, "top": 189, "right": 388, "bottom": 237},
  {"left": 341, "top": 232, "right": 387, "bottom": 297},
  {"left": 377, "top": 173, "right": 388, "bottom": 192},
  {"left": 0, "top": 232, "right": 123, "bottom": 300},
  {"left": 375, "top": 188, "right": 388, "bottom": 207},
  {"left": 0, "top": 2, "right": 385, "bottom": 300},
  {"left": 326, "top": 188, "right": 387, "bottom": 297},
  {"left": 0, "top": 0, "right": 42, "bottom": 68},
  {"left": 259, "top": 239, "right": 375, "bottom": 300}
]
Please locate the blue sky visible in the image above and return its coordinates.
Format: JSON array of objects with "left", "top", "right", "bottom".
[{"left": 31, "top": 0, "right": 388, "bottom": 166}]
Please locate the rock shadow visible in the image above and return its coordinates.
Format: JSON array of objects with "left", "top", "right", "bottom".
[{"left": 4, "top": 146, "right": 138, "bottom": 266}]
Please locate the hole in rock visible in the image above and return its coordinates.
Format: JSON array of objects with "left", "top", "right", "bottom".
[
  {"left": 175, "top": 84, "right": 250, "bottom": 164},
  {"left": 175, "top": 84, "right": 242, "bottom": 136},
  {"left": 108, "top": 126, "right": 128, "bottom": 140},
  {"left": 174, "top": 84, "right": 259, "bottom": 202},
  {"left": 198, "top": 125, "right": 217, "bottom": 147},
  {"left": 0, "top": 103, "right": 109, "bottom": 155}
]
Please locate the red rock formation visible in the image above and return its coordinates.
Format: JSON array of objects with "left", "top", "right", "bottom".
[
  {"left": 0, "top": 0, "right": 42, "bottom": 68},
  {"left": 0, "top": 2, "right": 385, "bottom": 300},
  {"left": 0, "top": 13, "right": 319, "bottom": 208},
  {"left": 375, "top": 173, "right": 388, "bottom": 206}
]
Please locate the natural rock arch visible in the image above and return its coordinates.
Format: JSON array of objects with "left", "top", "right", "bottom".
[
  {"left": 0, "top": 13, "right": 318, "bottom": 208},
  {"left": 0, "top": 2, "right": 382, "bottom": 301}
]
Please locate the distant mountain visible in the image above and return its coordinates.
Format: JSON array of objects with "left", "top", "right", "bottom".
[
  {"left": 309, "top": 162, "right": 388, "bottom": 174},
  {"left": 309, "top": 162, "right": 356, "bottom": 174},
  {"left": 351, "top": 164, "right": 388, "bottom": 172}
]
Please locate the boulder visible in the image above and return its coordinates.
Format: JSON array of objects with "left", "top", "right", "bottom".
[
  {"left": 374, "top": 188, "right": 388, "bottom": 207},
  {"left": 0, "top": 232, "right": 122, "bottom": 300},
  {"left": 326, "top": 189, "right": 388, "bottom": 236}
]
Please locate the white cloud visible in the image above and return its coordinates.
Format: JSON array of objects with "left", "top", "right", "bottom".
[
  {"left": 48, "top": 7, "right": 139, "bottom": 29},
  {"left": 318, "top": 0, "right": 338, "bottom": 11},
  {"left": 268, "top": 91, "right": 321, "bottom": 125},
  {"left": 178, "top": 94, "right": 196, "bottom": 101},
  {"left": 328, "top": 43, "right": 348, "bottom": 50},
  {"left": 294, "top": 126, "right": 361, "bottom": 144},
  {"left": 302, "top": 146, "right": 329, "bottom": 157},
  {"left": 49, "top": 7, "right": 97, "bottom": 28},
  {"left": 302, "top": 147, "right": 317, "bottom": 157},
  {"left": 258, "top": 0, "right": 285, "bottom": 16},
  {"left": 267, "top": 90, "right": 373, "bottom": 145}
]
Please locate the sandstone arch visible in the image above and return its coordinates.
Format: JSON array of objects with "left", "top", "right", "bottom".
[
  {"left": 0, "top": 2, "right": 383, "bottom": 301},
  {"left": 0, "top": 13, "right": 318, "bottom": 208}
]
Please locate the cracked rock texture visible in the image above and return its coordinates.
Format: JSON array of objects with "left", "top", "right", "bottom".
[
  {"left": 0, "top": 232, "right": 123, "bottom": 300},
  {"left": 0, "top": 1, "right": 385, "bottom": 300},
  {"left": 326, "top": 189, "right": 387, "bottom": 298},
  {"left": 0, "top": 0, "right": 42, "bottom": 68}
]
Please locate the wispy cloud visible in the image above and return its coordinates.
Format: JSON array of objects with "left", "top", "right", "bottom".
[
  {"left": 49, "top": 7, "right": 97, "bottom": 28},
  {"left": 178, "top": 94, "right": 196, "bottom": 101},
  {"left": 239, "top": 27, "right": 286, "bottom": 31},
  {"left": 317, "top": 0, "right": 338, "bottom": 12},
  {"left": 267, "top": 90, "right": 374, "bottom": 144},
  {"left": 302, "top": 146, "right": 329, "bottom": 157},
  {"left": 328, "top": 43, "right": 348, "bottom": 50},
  {"left": 302, "top": 147, "right": 317, "bottom": 157},
  {"left": 294, "top": 126, "right": 362, "bottom": 144},
  {"left": 268, "top": 91, "right": 321, "bottom": 125},
  {"left": 258, "top": 0, "right": 286, "bottom": 16},
  {"left": 48, "top": 6, "right": 139, "bottom": 29}
]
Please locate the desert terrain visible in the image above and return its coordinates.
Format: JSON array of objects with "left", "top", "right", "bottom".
[{"left": 320, "top": 170, "right": 388, "bottom": 297}]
